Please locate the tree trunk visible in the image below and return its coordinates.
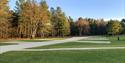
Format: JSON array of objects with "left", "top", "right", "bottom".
[
  {"left": 31, "top": 27, "right": 37, "bottom": 39},
  {"left": 31, "top": 21, "right": 39, "bottom": 39},
  {"left": 79, "top": 28, "right": 82, "bottom": 36}
]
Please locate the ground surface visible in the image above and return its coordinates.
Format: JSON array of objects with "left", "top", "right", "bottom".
[{"left": 0, "top": 36, "right": 125, "bottom": 63}]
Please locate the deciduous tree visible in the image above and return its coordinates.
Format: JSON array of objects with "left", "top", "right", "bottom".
[
  {"left": 107, "top": 20, "right": 123, "bottom": 35},
  {"left": 76, "top": 17, "right": 90, "bottom": 36},
  {"left": 17, "top": 0, "right": 51, "bottom": 38},
  {"left": 0, "top": 0, "right": 11, "bottom": 38}
]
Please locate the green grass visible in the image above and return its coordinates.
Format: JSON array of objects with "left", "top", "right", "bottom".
[
  {"left": 108, "top": 35, "right": 125, "bottom": 41},
  {"left": 1, "top": 49, "right": 125, "bottom": 63},
  {"left": 31, "top": 36, "right": 125, "bottom": 49}
]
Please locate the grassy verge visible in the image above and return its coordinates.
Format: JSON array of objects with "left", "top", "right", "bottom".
[
  {"left": 17, "top": 40, "right": 49, "bottom": 42},
  {"left": 0, "top": 40, "right": 11, "bottom": 42},
  {"left": 1, "top": 49, "right": 125, "bottom": 63},
  {"left": 16, "top": 37, "right": 65, "bottom": 42},
  {"left": 0, "top": 43, "right": 17, "bottom": 46},
  {"left": 0, "top": 37, "right": 66, "bottom": 43}
]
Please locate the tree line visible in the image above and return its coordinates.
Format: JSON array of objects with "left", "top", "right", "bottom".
[
  {"left": 70, "top": 17, "right": 125, "bottom": 36},
  {"left": 0, "top": 0, "right": 125, "bottom": 39}
]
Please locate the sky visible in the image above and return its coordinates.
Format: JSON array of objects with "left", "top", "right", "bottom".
[{"left": 9, "top": 0, "right": 125, "bottom": 20}]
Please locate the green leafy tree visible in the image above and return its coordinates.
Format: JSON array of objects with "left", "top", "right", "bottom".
[{"left": 107, "top": 20, "right": 123, "bottom": 35}]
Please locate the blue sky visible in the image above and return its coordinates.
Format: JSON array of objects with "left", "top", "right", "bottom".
[{"left": 9, "top": 0, "right": 125, "bottom": 20}]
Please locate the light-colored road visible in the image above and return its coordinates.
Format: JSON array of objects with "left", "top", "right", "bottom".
[
  {"left": 16, "top": 47, "right": 125, "bottom": 51},
  {"left": 0, "top": 37, "right": 88, "bottom": 54}
]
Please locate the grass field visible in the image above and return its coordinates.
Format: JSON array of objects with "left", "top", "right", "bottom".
[
  {"left": 1, "top": 49, "right": 125, "bottom": 63},
  {"left": 108, "top": 35, "right": 125, "bottom": 41}
]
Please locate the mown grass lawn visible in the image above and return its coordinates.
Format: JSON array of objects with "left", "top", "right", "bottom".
[
  {"left": 108, "top": 35, "right": 125, "bottom": 41},
  {"left": 1, "top": 49, "right": 125, "bottom": 63}
]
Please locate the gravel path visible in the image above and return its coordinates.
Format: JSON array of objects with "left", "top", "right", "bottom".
[
  {"left": 0, "top": 37, "right": 88, "bottom": 54},
  {"left": 75, "top": 41, "right": 111, "bottom": 44},
  {"left": 16, "top": 47, "right": 125, "bottom": 51}
]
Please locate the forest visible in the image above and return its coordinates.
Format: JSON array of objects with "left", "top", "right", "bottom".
[{"left": 0, "top": 0, "right": 125, "bottom": 39}]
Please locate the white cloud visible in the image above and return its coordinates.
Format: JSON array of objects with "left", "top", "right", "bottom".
[{"left": 104, "top": 17, "right": 125, "bottom": 21}]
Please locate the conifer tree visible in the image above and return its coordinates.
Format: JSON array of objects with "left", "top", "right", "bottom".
[{"left": 51, "top": 7, "right": 70, "bottom": 37}]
